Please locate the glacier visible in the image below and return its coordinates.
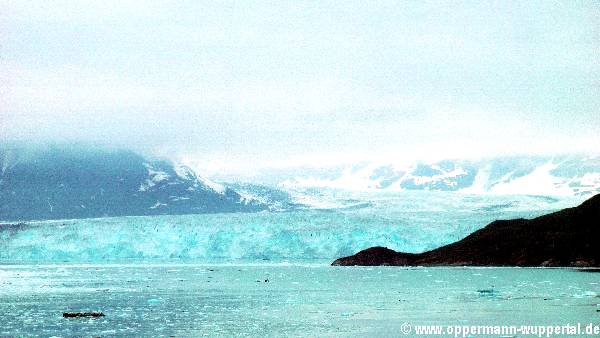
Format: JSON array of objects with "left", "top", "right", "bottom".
[{"left": 0, "top": 191, "right": 583, "bottom": 262}]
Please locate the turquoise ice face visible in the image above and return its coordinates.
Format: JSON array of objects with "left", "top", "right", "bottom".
[{"left": 0, "top": 191, "right": 581, "bottom": 263}]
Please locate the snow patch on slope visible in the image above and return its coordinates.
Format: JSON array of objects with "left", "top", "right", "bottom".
[
  {"left": 149, "top": 201, "right": 167, "bottom": 209},
  {"left": 139, "top": 163, "right": 170, "bottom": 192},
  {"left": 280, "top": 163, "right": 409, "bottom": 191},
  {"left": 459, "top": 166, "right": 491, "bottom": 194},
  {"left": 197, "top": 176, "right": 226, "bottom": 194},
  {"left": 488, "top": 162, "right": 573, "bottom": 196},
  {"left": 276, "top": 156, "right": 600, "bottom": 197},
  {"left": 173, "top": 163, "right": 195, "bottom": 180},
  {"left": 401, "top": 167, "right": 467, "bottom": 188}
]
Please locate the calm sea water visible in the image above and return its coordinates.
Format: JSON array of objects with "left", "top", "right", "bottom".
[{"left": 0, "top": 264, "right": 598, "bottom": 337}]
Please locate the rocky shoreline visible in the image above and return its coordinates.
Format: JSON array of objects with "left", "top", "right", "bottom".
[{"left": 332, "top": 194, "right": 600, "bottom": 267}]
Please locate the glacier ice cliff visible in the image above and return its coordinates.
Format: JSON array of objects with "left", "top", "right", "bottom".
[{"left": 0, "top": 192, "right": 581, "bottom": 262}]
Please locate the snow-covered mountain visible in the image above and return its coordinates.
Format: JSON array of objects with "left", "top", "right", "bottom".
[
  {"left": 2, "top": 144, "right": 598, "bottom": 222},
  {"left": 0, "top": 145, "right": 269, "bottom": 221},
  {"left": 276, "top": 155, "right": 600, "bottom": 197},
  {"left": 223, "top": 182, "right": 305, "bottom": 211}
]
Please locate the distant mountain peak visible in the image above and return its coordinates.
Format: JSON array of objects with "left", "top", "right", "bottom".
[
  {"left": 0, "top": 145, "right": 269, "bottom": 221},
  {"left": 276, "top": 155, "right": 600, "bottom": 197}
]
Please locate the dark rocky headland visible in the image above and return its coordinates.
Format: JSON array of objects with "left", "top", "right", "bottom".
[{"left": 332, "top": 194, "right": 600, "bottom": 267}]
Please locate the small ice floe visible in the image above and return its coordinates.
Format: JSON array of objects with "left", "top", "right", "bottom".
[
  {"left": 573, "top": 291, "right": 597, "bottom": 299},
  {"left": 147, "top": 298, "right": 164, "bottom": 305}
]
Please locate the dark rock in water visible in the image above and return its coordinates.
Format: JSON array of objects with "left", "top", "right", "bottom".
[
  {"left": 477, "top": 289, "right": 498, "bottom": 297},
  {"left": 332, "top": 247, "right": 419, "bottom": 266},
  {"left": 332, "top": 194, "right": 600, "bottom": 267},
  {"left": 477, "top": 289, "right": 495, "bottom": 294},
  {"left": 63, "top": 312, "right": 105, "bottom": 318},
  {"left": 578, "top": 268, "right": 600, "bottom": 273}
]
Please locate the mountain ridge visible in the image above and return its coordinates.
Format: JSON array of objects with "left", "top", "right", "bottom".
[
  {"left": 274, "top": 155, "right": 600, "bottom": 197},
  {"left": 0, "top": 145, "right": 269, "bottom": 221}
]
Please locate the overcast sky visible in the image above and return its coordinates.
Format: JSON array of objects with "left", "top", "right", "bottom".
[{"left": 1, "top": 1, "right": 599, "bottom": 174}]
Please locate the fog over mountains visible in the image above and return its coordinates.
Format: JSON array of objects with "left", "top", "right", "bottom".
[{"left": 0, "top": 145, "right": 269, "bottom": 221}]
